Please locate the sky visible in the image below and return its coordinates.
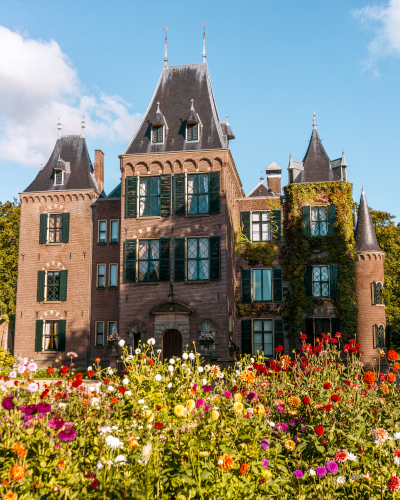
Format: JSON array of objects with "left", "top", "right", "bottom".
[{"left": 1, "top": 0, "right": 400, "bottom": 218}]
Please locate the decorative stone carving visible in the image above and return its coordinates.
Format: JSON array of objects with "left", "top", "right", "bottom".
[{"left": 126, "top": 320, "right": 146, "bottom": 346}]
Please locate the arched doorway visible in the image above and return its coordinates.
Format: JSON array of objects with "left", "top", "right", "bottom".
[{"left": 162, "top": 329, "right": 182, "bottom": 362}]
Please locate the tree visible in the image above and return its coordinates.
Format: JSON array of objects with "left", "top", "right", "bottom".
[{"left": 0, "top": 200, "right": 20, "bottom": 332}]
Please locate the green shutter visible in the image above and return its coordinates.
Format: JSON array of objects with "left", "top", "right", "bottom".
[
  {"left": 160, "top": 174, "right": 171, "bottom": 217},
  {"left": 58, "top": 320, "right": 66, "bottom": 351},
  {"left": 174, "top": 238, "right": 186, "bottom": 281},
  {"left": 124, "top": 240, "right": 137, "bottom": 282},
  {"left": 39, "top": 214, "right": 47, "bottom": 244},
  {"left": 37, "top": 271, "right": 45, "bottom": 302},
  {"left": 209, "top": 236, "right": 220, "bottom": 280},
  {"left": 241, "top": 319, "right": 252, "bottom": 355},
  {"left": 174, "top": 173, "right": 186, "bottom": 215},
  {"left": 159, "top": 238, "right": 170, "bottom": 281},
  {"left": 273, "top": 268, "right": 283, "bottom": 302},
  {"left": 327, "top": 205, "right": 336, "bottom": 235},
  {"left": 61, "top": 213, "right": 70, "bottom": 243},
  {"left": 331, "top": 317, "right": 340, "bottom": 335},
  {"left": 125, "top": 176, "right": 138, "bottom": 218},
  {"left": 330, "top": 264, "right": 338, "bottom": 298},
  {"left": 305, "top": 317, "right": 314, "bottom": 338},
  {"left": 271, "top": 210, "right": 282, "bottom": 242},
  {"left": 240, "top": 212, "right": 251, "bottom": 239},
  {"left": 59, "top": 270, "right": 68, "bottom": 301},
  {"left": 35, "top": 320, "right": 43, "bottom": 352},
  {"left": 209, "top": 171, "right": 220, "bottom": 214},
  {"left": 373, "top": 324, "right": 377, "bottom": 349},
  {"left": 274, "top": 319, "right": 284, "bottom": 351},
  {"left": 241, "top": 269, "right": 252, "bottom": 303},
  {"left": 305, "top": 266, "right": 313, "bottom": 297},
  {"left": 302, "top": 206, "right": 311, "bottom": 236}
]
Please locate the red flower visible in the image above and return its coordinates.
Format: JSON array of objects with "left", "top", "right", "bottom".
[
  {"left": 104, "top": 378, "right": 110, "bottom": 385},
  {"left": 300, "top": 334, "right": 307, "bottom": 341},
  {"left": 303, "top": 396, "right": 310, "bottom": 405},
  {"left": 274, "top": 345, "right": 283, "bottom": 353},
  {"left": 231, "top": 386, "right": 238, "bottom": 393},
  {"left": 76, "top": 373, "right": 83, "bottom": 379},
  {"left": 336, "top": 451, "right": 347, "bottom": 462},
  {"left": 323, "top": 382, "right": 331, "bottom": 390},
  {"left": 260, "top": 477, "right": 266, "bottom": 483},
  {"left": 315, "top": 426, "right": 325, "bottom": 436},
  {"left": 72, "top": 379, "right": 82, "bottom": 388},
  {"left": 388, "top": 350, "right": 398, "bottom": 361},
  {"left": 239, "top": 463, "right": 250, "bottom": 476},
  {"left": 325, "top": 404, "right": 332, "bottom": 411},
  {"left": 344, "top": 380, "right": 351, "bottom": 386},
  {"left": 388, "top": 476, "right": 400, "bottom": 492},
  {"left": 47, "top": 367, "right": 55, "bottom": 375},
  {"left": 118, "top": 386, "right": 126, "bottom": 393},
  {"left": 394, "top": 449, "right": 400, "bottom": 458},
  {"left": 87, "top": 370, "right": 95, "bottom": 378},
  {"left": 331, "top": 394, "right": 340, "bottom": 403},
  {"left": 363, "top": 371, "right": 376, "bottom": 384},
  {"left": 111, "top": 397, "right": 118, "bottom": 404},
  {"left": 60, "top": 366, "right": 68, "bottom": 373},
  {"left": 155, "top": 422, "right": 163, "bottom": 429},
  {"left": 156, "top": 405, "right": 162, "bottom": 411},
  {"left": 335, "top": 332, "right": 342, "bottom": 338},
  {"left": 147, "top": 359, "right": 154, "bottom": 367}
]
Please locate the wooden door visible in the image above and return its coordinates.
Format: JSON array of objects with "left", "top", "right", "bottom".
[{"left": 163, "top": 329, "right": 182, "bottom": 361}]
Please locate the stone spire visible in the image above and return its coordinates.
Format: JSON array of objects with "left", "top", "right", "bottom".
[
  {"left": 202, "top": 22, "right": 206, "bottom": 63},
  {"left": 164, "top": 27, "right": 168, "bottom": 68},
  {"left": 341, "top": 148, "right": 347, "bottom": 167},
  {"left": 355, "top": 186, "right": 382, "bottom": 252},
  {"left": 313, "top": 111, "right": 317, "bottom": 130}
]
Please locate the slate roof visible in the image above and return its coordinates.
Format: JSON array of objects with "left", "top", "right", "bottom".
[
  {"left": 247, "top": 179, "right": 276, "bottom": 197},
  {"left": 355, "top": 188, "right": 382, "bottom": 253},
  {"left": 24, "top": 136, "right": 98, "bottom": 193},
  {"left": 124, "top": 63, "right": 230, "bottom": 155},
  {"left": 266, "top": 161, "right": 282, "bottom": 174},
  {"left": 107, "top": 183, "right": 121, "bottom": 199}
]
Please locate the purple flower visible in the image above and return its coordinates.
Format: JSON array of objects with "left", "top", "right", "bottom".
[
  {"left": 289, "top": 418, "right": 295, "bottom": 426},
  {"left": 196, "top": 399, "right": 205, "bottom": 408},
  {"left": 2, "top": 397, "right": 14, "bottom": 410},
  {"left": 261, "top": 439, "right": 269, "bottom": 451},
  {"left": 204, "top": 404, "right": 211, "bottom": 412},
  {"left": 48, "top": 417, "right": 65, "bottom": 430},
  {"left": 300, "top": 425, "right": 307, "bottom": 432},
  {"left": 37, "top": 402, "right": 51, "bottom": 413},
  {"left": 223, "top": 391, "right": 232, "bottom": 399},
  {"left": 20, "top": 404, "right": 38, "bottom": 416},
  {"left": 247, "top": 392, "right": 258, "bottom": 402},
  {"left": 274, "top": 422, "right": 288, "bottom": 433},
  {"left": 277, "top": 404, "right": 285, "bottom": 414},
  {"left": 294, "top": 434, "right": 300, "bottom": 443},
  {"left": 58, "top": 427, "right": 77, "bottom": 442},
  {"left": 202, "top": 385, "right": 212, "bottom": 392},
  {"left": 316, "top": 466, "right": 327, "bottom": 478},
  {"left": 294, "top": 470, "right": 303, "bottom": 479},
  {"left": 261, "top": 458, "right": 269, "bottom": 468},
  {"left": 326, "top": 460, "right": 339, "bottom": 474}
]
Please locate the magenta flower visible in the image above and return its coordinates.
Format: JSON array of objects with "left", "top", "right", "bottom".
[
  {"left": 261, "top": 458, "right": 269, "bottom": 468},
  {"left": 316, "top": 466, "right": 327, "bottom": 478},
  {"left": 202, "top": 385, "right": 212, "bottom": 392},
  {"left": 20, "top": 404, "right": 38, "bottom": 416},
  {"left": 48, "top": 417, "right": 65, "bottom": 430},
  {"left": 204, "top": 404, "right": 211, "bottom": 412},
  {"left": 37, "top": 402, "right": 51, "bottom": 413},
  {"left": 2, "top": 397, "right": 15, "bottom": 410},
  {"left": 277, "top": 404, "right": 285, "bottom": 414},
  {"left": 326, "top": 460, "right": 339, "bottom": 474},
  {"left": 274, "top": 422, "right": 288, "bottom": 433},
  {"left": 261, "top": 439, "right": 269, "bottom": 451},
  {"left": 196, "top": 399, "right": 205, "bottom": 408},
  {"left": 58, "top": 427, "right": 77, "bottom": 442},
  {"left": 247, "top": 392, "right": 258, "bottom": 402},
  {"left": 294, "top": 470, "right": 303, "bottom": 479}
]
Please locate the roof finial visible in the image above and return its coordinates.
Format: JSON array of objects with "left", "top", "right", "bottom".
[
  {"left": 362, "top": 183, "right": 364, "bottom": 193},
  {"left": 226, "top": 114, "right": 229, "bottom": 124},
  {"left": 313, "top": 111, "right": 317, "bottom": 130},
  {"left": 290, "top": 151, "right": 292, "bottom": 159},
  {"left": 164, "top": 27, "right": 168, "bottom": 68},
  {"left": 202, "top": 22, "right": 206, "bottom": 63},
  {"left": 260, "top": 171, "right": 264, "bottom": 182},
  {"left": 57, "top": 117, "right": 62, "bottom": 138},
  {"left": 190, "top": 98, "right": 194, "bottom": 110},
  {"left": 81, "top": 115, "right": 86, "bottom": 137},
  {"left": 156, "top": 101, "right": 161, "bottom": 113}
]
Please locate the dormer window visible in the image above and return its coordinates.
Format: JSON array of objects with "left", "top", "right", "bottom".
[
  {"left": 187, "top": 123, "right": 199, "bottom": 142},
  {"left": 152, "top": 125, "right": 164, "bottom": 144},
  {"left": 54, "top": 170, "right": 63, "bottom": 185}
]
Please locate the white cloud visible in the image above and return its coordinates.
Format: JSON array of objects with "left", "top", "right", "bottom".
[
  {"left": 353, "top": 0, "right": 400, "bottom": 67},
  {"left": 0, "top": 26, "right": 141, "bottom": 166}
]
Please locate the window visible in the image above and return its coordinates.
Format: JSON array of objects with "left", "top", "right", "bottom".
[
  {"left": 152, "top": 126, "right": 163, "bottom": 143},
  {"left": 187, "top": 174, "right": 209, "bottom": 214},
  {"left": 305, "top": 317, "right": 340, "bottom": 345},
  {"left": 188, "top": 238, "right": 209, "bottom": 280},
  {"left": 375, "top": 324, "right": 386, "bottom": 348},
  {"left": 311, "top": 207, "right": 327, "bottom": 236},
  {"left": 138, "top": 240, "right": 160, "bottom": 282},
  {"left": 96, "top": 322, "right": 104, "bottom": 346},
  {"left": 314, "top": 318, "right": 331, "bottom": 337},
  {"left": 98, "top": 221, "right": 107, "bottom": 243},
  {"left": 253, "top": 269, "right": 272, "bottom": 302},
  {"left": 46, "top": 271, "right": 60, "bottom": 301},
  {"left": 187, "top": 123, "right": 199, "bottom": 141},
  {"left": 43, "top": 321, "right": 58, "bottom": 350},
  {"left": 289, "top": 169, "right": 294, "bottom": 184},
  {"left": 54, "top": 170, "right": 63, "bottom": 185},
  {"left": 373, "top": 281, "right": 384, "bottom": 305},
  {"left": 312, "top": 266, "right": 329, "bottom": 298},
  {"left": 251, "top": 212, "right": 271, "bottom": 242},
  {"left": 97, "top": 265, "right": 105, "bottom": 288},
  {"left": 253, "top": 319, "right": 273, "bottom": 356},
  {"left": 108, "top": 321, "right": 117, "bottom": 338},
  {"left": 139, "top": 176, "right": 160, "bottom": 216},
  {"left": 109, "top": 264, "right": 118, "bottom": 287},
  {"left": 49, "top": 214, "right": 63, "bottom": 243},
  {"left": 110, "top": 220, "right": 119, "bottom": 243}
]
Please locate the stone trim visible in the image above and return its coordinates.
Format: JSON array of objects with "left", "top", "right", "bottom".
[{"left": 154, "top": 320, "right": 190, "bottom": 351}]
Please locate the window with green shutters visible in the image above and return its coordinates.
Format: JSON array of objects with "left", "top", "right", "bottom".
[
  {"left": 47, "top": 271, "right": 60, "bottom": 301},
  {"left": 241, "top": 318, "right": 284, "bottom": 356},
  {"left": 241, "top": 268, "right": 283, "bottom": 303},
  {"left": 188, "top": 174, "right": 209, "bottom": 214},
  {"left": 124, "top": 239, "right": 170, "bottom": 282},
  {"left": 187, "top": 123, "right": 198, "bottom": 141},
  {"left": 152, "top": 126, "right": 163, "bottom": 143},
  {"left": 373, "top": 281, "right": 384, "bottom": 305},
  {"left": 37, "top": 270, "right": 68, "bottom": 302},
  {"left": 39, "top": 213, "right": 69, "bottom": 243},
  {"left": 49, "top": 214, "right": 63, "bottom": 242},
  {"left": 139, "top": 177, "right": 160, "bottom": 216},
  {"left": 174, "top": 236, "right": 220, "bottom": 281},
  {"left": 303, "top": 205, "right": 336, "bottom": 236},
  {"left": 240, "top": 210, "right": 282, "bottom": 242},
  {"left": 35, "top": 320, "right": 65, "bottom": 352},
  {"left": 174, "top": 172, "right": 220, "bottom": 215},
  {"left": 139, "top": 240, "right": 161, "bottom": 281},
  {"left": 126, "top": 176, "right": 138, "bottom": 218},
  {"left": 312, "top": 266, "right": 329, "bottom": 298},
  {"left": 126, "top": 175, "right": 170, "bottom": 218},
  {"left": 124, "top": 240, "right": 136, "bottom": 282},
  {"left": 311, "top": 207, "right": 327, "bottom": 236},
  {"left": 305, "top": 265, "right": 338, "bottom": 298}
]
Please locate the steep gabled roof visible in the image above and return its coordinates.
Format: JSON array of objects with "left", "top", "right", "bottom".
[
  {"left": 124, "top": 63, "right": 227, "bottom": 155},
  {"left": 247, "top": 177, "right": 277, "bottom": 197},
  {"left": 355, "top": 187, "right": 382, "bottom": 253},
  {"left": 24, "top": 136, "right": 97, "bottom": 193}
]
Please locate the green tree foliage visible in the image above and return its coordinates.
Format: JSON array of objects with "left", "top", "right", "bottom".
[{"left": 0, "top": 199, "right": 20, "bottom": 330}]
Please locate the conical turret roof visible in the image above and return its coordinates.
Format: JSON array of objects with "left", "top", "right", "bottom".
[{"left": 355, "top": 187, "right": 382, "bottom": 253}]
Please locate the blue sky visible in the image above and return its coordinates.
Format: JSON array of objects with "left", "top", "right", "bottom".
[{"left": 1, "top": 0, "right": 400, "bottom": 218}]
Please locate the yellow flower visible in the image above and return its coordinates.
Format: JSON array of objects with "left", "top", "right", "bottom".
[
  {"left": 128, "top": 437, "right": 140, "bottom": 450},
  {"left": 287, "top": 396, "right": 301, "bottom": 408},
  {"left": 240, "top": 370, "right": 255, "bottom": 385},
  {"left": 143, "top": 410, "right": 154, "bottom": 422},
  {"left": 174, "top": 405, "right": 186, "bottom": 417},
  {"left": 288, "top": 409, "right": 299, "bottom": 416},
  {"left": 234, "top": 393, "right": 242, "bottom": 403},
  {"left": 284, "top": 440, "right": 296, "bottom": 451},
  {"left": 233, "top": 401, "right": 244, "bottom": 414},
  {"left": 3, "top": 493, "right": 17, "bottom": 500},
  {"left": 186, "top": 399, "right": 195, "bottom": 411},
  {"left": 254, "top": 404, "right": 265, "bottom": 415},
  {"left": 211, "top": 410, "right": 219, "bottom": 420},
  {"left": 210, "top": 365, "right": 221, "bottom": 378},
  {"left": 380, "top": 384, "right": 389, "bottom": 395}
]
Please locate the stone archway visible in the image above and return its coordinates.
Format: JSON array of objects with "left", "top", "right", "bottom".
[
  {"left": 151, "top": 302, "right": 192, "bottom": 354},
  {"left": 162, "top": 329, "right": 182, "bottom": 361}
]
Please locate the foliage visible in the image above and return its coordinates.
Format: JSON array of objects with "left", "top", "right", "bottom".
[{"left": 0, "top": 348, "right": 15, "bottom": 371}]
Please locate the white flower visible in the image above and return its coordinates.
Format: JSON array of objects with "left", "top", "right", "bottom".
[
  {"left": 168, "top": 365, "right": 174, "bottom": 373},
  {"left": 189, "top": 353, "right": 195, "bottom": 360},
  {"left": 17, "top": 366, "right": 26, "bottom": 374},
  {"left": 250, "top": 358, "right": 255, "bottom": 363},
  {"left": 198, "top": 366, "right": 204, "bottom": 373},
  {"left": 67, "top": 351, "right": 78, "bottom": 358},
  {"left": 167, "top": 383, "right": 172, "bottom": 388},
  {"left": 218, "top": 372, "right": 224, "bottom": 378},
  {"left": 27, "top": 362, "right": 37, "bottom": 372},
  {"left": 8, "top": 371, "right": 16, "bottom": 378},
  {"left": 126, "top": 355, "right": 134, "bottom": 361},
  {"left": 309, "top": 469, "right": 316, "bottom": 477},
  {"left": 394, "top": 456, "right": 400, "bottom": 466},
  {"left": 99, "top": 426, "right": 112, "bottom": 435},
  {"left": 268, "top": 421, "right": 275, "bottom": 427},
  {"left": 114, "top": 454, "right": 127, "bottom": 465},
  {"left": 91, "top": 398, "right": 100, "bottom": 408},
  {"left": 108, "top": 385, "right": 115, "bottom": 392},
  {"left": 186, "top": 369, "right": 191, "bottom": 375},
  {"left": 182, "top": 353, "right": 188, "bottom": 360},
  {"left": 346, "top": 453, "right": 357, "bottom": 462},
  {"left": 105, "top": 435, "right": 124, "bottom": 450},
  {"left": 218, "top": 458, "right": 223, "bottom": 465},
  {"left": 157, "top": 349, "right": 162, "bottom": 354},
  {"left": 336, "top": 476, "right": 346, "bottom": 485},
  {"left": 0, "top": 384, "right": 7, "bottom": 392},
  {"left": 125, "top": 391, "right": 132, "bottom": 396},
  {"left": 118, "top": 339, "right": 125, "bottom": 347},
  {"left": 111, "top": 425, "right": 120, "bottom": 431},
  {"left": 59, "top": 402, "right": 67, "bottom": 409},
  {"left": 135, "top": 349, "right": 141, "bottom": 355},
  {"left": 394, "top": 433, "right": 400, "bottom": 440},
  {"left": 202, "top": 378, "right": 207, "bottom": 385},
  {"left": 147, "top": 424, "right": 152, "bottom": 429},
  {"left": 138, "top": 399, "right": 145, "bottom": 405},
  {"left": 28, "top": 382, "right": 39, "bottom": 393},
  {"left": 169, "top": 358, "right": 175, "bottom": 364},
  {"left": 155, "top": 374, "right": 162, "bottom": 382},
  {"left": 122, "top": 378, "right": 129, "bottom": 385},
  {"left": 182, "top": 363, "right": 186, "bottom": 368},
  {"left": 96, "top": 461, "right": 103, "bottom": 469},
  {"left": 147, "top": 338, "right": 155, "bottom": 345},
  {"left": 141, "top": 443, "right": 153, "bottom": 465}
]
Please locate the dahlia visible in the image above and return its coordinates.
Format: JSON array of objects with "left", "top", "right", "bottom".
[
  {"left": 186, "top": 400, "right": 195, "bottom": 411},
  {"left": 239, "top": 463, "right": 250, "bottom": 476},
  {"left": 287, "top": 396, "right": 301, "bottom": 408},
  {"left": 388, "top": 476, "right": 400, "bottom": 492},
  {"left": 326, "top": 460, "right": 339, "bottom": 474},
  {"left": 285, "top": 440, "right": 296, "bottom": 451},
  {"left": 394, "top": 363, "right": 400, "bottom": 372},
  {"left": 195, "top": 398, "right": 205, "bottom": 408},
  {"left": 261, "top": 458, "right": 269, "bottom": 468},
  {"left": 331, "top": 394, "right": 340, "bottom": 403},
  {"left": 3, "top": 493, "right": 17, "bottom": 500},
  {"left": 10, "top": 464, "right": 26, "bottom": 481},
  {"left": 140, "top": 443, "right": 152, "bottom": 466},
  {"left": 240, "top": 370, "right": 255, "bottom": 384},
  {"left": 2, "top": 397, "right": 14, "bottom": 411},
  {"left": 294, "top": 470, "right": 303, "bottom": 479},
  {"left": 58, "top": 428, "right": 77, "bottom": 442},
  {"left": 211, "top": 410, "right": 219, "bottom": 421},
  {"left": 11, "top": 443, "right": 26, "bottom": 458},
  {"left": 210, "top": 365, "right": 221, "bottom": 378},
  {"left": 260, "top": 439, "right": 269, "bottom": 451},
  {"left": 372, "top": 428, "right": 389, "bottom": 443},
  {"left": 388, "top": 350, "right": 398, "bottom": 361},
  {"left": 363, "top": 371, "right": 376, "bottom": 384},
  {"left": 335, "top": 451, "right": 347, "bottom": 463},
  {"left": 233, "top": 401, "right": 243, "bottom": 413},
  {"left": 218, "top": 453, "right": 234, "bottom": 471},
  {"left": 315, "top": 466, "right": 327, "bottom": 478},
  {"left": 388, "top": 373, "right": 396, "bottom": 383},
  {"left": 174, "top": 405, "right": 186, "bottom": 418}
]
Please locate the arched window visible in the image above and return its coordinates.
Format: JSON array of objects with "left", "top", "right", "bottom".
[
  {"left": 372, "top": 281, "right": 384, "bottom": 305},
  {"left": 374, "top": 323, "right": 386, "bottom": 348}
]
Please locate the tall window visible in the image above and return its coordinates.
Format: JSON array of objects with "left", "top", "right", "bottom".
[
  {"left": 374, "top": 281, "right": 383, "bottom": 305},
  {"left": 139, "top": 177, "right": 160, "bottom": 216},
  {"left": 252, "top": 212, "right": 271, "bottom": 242},
  {"left": 96, "top": 322, "right": 104, "bottom": 346},
  {"left": 110, "top": 220, "right": 119, "bottom": 243},
  {"left": 314, "top": 318, "right": 331, "bottom": 336},
  {"left": 152, "top": 126, "right": 163, "bottom": 143},
  {"left": 311, "top": 207, "right": 327, "bottom": 236},
  {"left": 97, "top": 265, "right": 105, "bottom": 288},
  {"left": 54, "top": 170, "right": 63, "bottom": 185},
  {"left": 109, "top": 264, "right": 118, "bottom": 287},
  {"left": 46, "top": 272, "right": 60, "bottom": 301},
  {"left": 43, "top": 321, "right": 58, "bottom": 350},
  {"left": 312, "top": 266, "right": 329, "bottom": 298},
  {"left": 253, "top": 269, "right": 272, "bottom": 302},
  {"left": 187, "top": 123, "right": 198, "bottom": 141},
  {"left": 188, "top": 238, "right": 209, "bottom": 280},
  {"left": 108, "top": 322, "right": 117, "bottom": 338},
  {"left": 138, "top": 240, "right": 160, "bottom": 282},
  {"left": 49, "top": 214, "right": 63, "bottom": 243},
  {"left": 187, "top": 174, "right": 209, "bottom": 214},
  {"left": 375, "top": 324, "right": 386, "bottom": 348},
  {"left": 99, "top": 221, "right": 107, "bottom": 243},
  {"left": 253, "top": 319, "right": 273, "bottom": 356}
]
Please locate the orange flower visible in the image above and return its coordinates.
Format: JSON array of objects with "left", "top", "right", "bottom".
[
  {"left": 218, "top": 453, "right": 234, "bottom": 471},
  {"left": 128, "top": 437, "right": 139, "bottom": 450},
  {"left": 394, "top": 363, "right": 400, "bottom": 373},
  {"left": 287, "top": 396, "right": 301, "bottom": 408},
  {"left": 1, "top": 479, "right": 10, "bottom": 487},
  {"left": 46, "top": 367, "right": 54, "bottom": 375},
  {"left": 94, "top": 357, "right": 101, "bottom": 363},
  {"left": 381, "top": 383, "right": 390, "bottom": 395},
  {"left": 56, "top": 460, "right": 65, "bottom": 470},
  {"left": 111, "top": 397, "right": 118, "bottom": 404},
  {"left": 9, "top": 465, "right": 26, "bottom": 482},
  {"left": 147, "top": 359, "right": 154, "bottom": 367},
  {"left": 11, "top": 443, "right": 26, "bottom": 458},
  {"left": 363, "top": 371, "right": 376, "bottom": 384},
  {"left": 239, "top": 463, "right": 250, "bottom": 476},
  {"left": 388, "top": 373, "right": 396, "bottom": 384},
  {"left": 3, "top": 493, "right": 17, "bottom": 500},
  {"left": 388, "top": 350, "right": 398, "bottom": 361},
  {"left": 240, "top": 370, "right": 255, "bottom": 385}
]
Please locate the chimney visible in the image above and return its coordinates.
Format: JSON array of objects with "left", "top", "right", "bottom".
[
  {"left": 265, "top": 162, "right": 282, "bottom": 195},
  {"left": 94, "top": 150, "right": 104, "bottom": 193}
]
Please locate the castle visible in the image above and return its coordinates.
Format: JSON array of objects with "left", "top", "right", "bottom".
[{"left": 14, "top": 39, "right": 387, "bottom": 368}]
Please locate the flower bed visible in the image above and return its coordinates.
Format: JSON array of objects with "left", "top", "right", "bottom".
[{"left": 1, "top": 336, "right": 400, "bottom": 499}]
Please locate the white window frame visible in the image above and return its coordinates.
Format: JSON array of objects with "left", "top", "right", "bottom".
[
  {"left": 47, "top": 213, "right": 63, "bottom": 244},
  {"left": 109, "top": 263, "right": 118, "bottom": 288},
  {"left": 252, "top": 318, "right": 274, "bottom": 357},
  {"left": 138, "top": 175, "right": 161, "bottom": 217},
  {"left": 54, "top": 169, "right": 64, "bottom": 186},
  {"left": 98, "top": 220, "right": 107, "bottom": 244},
  {"left": 110, "top": 220, "right": 119, "bottom": 243},
  {"left": 186, "top": 122, "right": 200, "bottom": 143},
  {"left": 44, "top": 270, "right": 61, "bottom": 302},
  {"left": 187, "top": 236, "right": 211, "bottom": 281},
  {"left": 310, "top": 206, "right": 328, "bottom": 237},
  {"left": 250, "top": 211, "right": 272, "bottom": 242}
]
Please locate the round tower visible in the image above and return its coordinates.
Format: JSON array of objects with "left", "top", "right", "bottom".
[{"left": 354, "top": 187, "right": 387, "bottom": 369}]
